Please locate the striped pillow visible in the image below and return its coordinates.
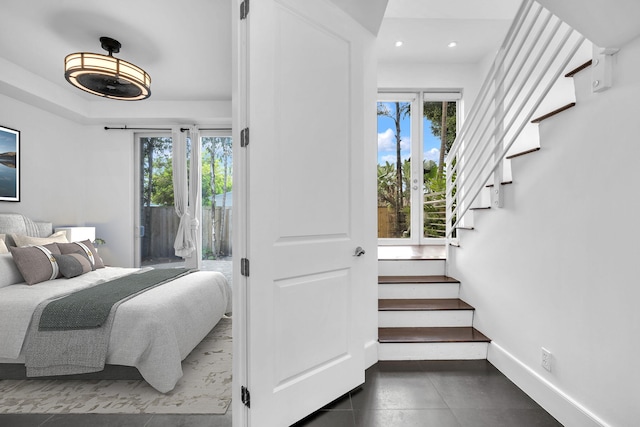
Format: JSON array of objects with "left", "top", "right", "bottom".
[
  {"left": 8, "top": 244, "right": 62, "bottom": 285},
  {"left": 57, "top": 240, "right": 104, "bottom": 269}
]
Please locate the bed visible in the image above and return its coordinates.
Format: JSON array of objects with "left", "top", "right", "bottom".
[{"left": 0, "top": 213, "right": 232, "bottom": 393}]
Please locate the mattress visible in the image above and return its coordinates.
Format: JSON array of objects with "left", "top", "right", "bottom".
[{"left": 0, "top": 266, "right": 232, "bottom": 392}]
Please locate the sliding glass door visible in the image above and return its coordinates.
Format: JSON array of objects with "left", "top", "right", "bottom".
[
  {"left": 377, "top": 92, "right": 459, "bottom": 245},
  {"left": 136, "top": 134, "right": 174, "bottom": 267},
  {"left": 134, "top": 132, "right": 233, "bottom": 268},
  {"left": 201, "top": 134, "right": 233, "bottom": 262}
]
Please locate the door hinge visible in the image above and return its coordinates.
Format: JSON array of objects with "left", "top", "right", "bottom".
[
  {"left": 241, "top": 385, "right": 251, "bottom": 408},
  {"left": 240, "top": 0, "right": 250, "bottom": 20},
  {"left": 240, "top": 127, "right": 249, "bottom": 147},
  {"left": 241, "top": 258, "right": 250, "bottom": 277}
]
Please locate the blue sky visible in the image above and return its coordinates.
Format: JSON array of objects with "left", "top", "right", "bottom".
[
  {"left": 377, "top": 102, "right": 441, "bottom": 166},
  {"left": 0, "top": 129, "right": 17, "bottom": 153}
]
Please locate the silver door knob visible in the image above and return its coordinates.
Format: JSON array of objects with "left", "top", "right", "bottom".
[{"left": 354, "top": 246, "right": 365, "bottom": 257}]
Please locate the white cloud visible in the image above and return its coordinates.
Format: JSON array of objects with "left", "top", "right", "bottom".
[
  {"left": 400, "top": 137, "right": 411, "bottom": 151},
  {"left": 378, "top": 128, "right": 395, "bottom": 151},
  {"left": 380, "top": 151, "right": 412, "bottom": 165},
  {"left": 424, "top": 147, "right": 440, "bottom": 163},
  {"left": 378, "top": 128, "right": 411, "bottom": 153}
]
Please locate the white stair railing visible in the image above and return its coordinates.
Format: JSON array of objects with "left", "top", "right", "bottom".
[{"left": 445, "top": 0, "right": 585, "bottom": 239}]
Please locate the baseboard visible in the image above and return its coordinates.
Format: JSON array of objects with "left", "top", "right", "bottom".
[
  {"left": 364, "top": 339, "right": 378, "bottom": 369},
  {"left": 488, "top": 342, "right": 611, "bottom": 427}
]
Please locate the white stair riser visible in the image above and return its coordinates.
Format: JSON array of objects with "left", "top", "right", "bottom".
[
  {"left": 378, "top": 260, "right": 445, "bottom": 276},
  {"left": 378, "top": 282, "right": 460, "bottom": 299},
  {"left": 378, "top": 342, "right": 488, "bottom": 361},
  {"left": 378, "top": 310, "right": 473, "bottom": 328}
]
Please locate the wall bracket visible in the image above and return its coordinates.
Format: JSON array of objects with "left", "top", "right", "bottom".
[{"left": 592, "top": 45, "right": 619, "bottom": 93}]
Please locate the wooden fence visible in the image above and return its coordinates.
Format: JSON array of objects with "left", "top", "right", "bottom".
[
  {"left": 378, "top": 206, "right": 409, "bottom": 239},
  {"left": 141, "top": 206, "right": 232, "bottom": 262}
]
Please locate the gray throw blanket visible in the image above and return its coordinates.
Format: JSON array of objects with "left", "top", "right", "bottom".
[{"left": 24, "top": 268, "right": 193, "bottom": 377}]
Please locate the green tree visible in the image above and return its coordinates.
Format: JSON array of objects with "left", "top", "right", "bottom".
[
  {"left": 377, "top": 162, "right": 396, "bottom": 206},
  {"left": 140, "top": 137, "right": 172, "bottom": 258},
  {"left": 151, "top": 157, "right": 174, "bottom": 206},
  {"left": 203, "top": 136, "right": 233, "bottom": 256},
  {"left": 377, "top": 102, "right": 410, "bottom": 237},
  {"left": 149, "top": 146, "right": 233, "bottom": 209},
  {"left": 423, "top": 101, "right": 456, "bottom": 178}
]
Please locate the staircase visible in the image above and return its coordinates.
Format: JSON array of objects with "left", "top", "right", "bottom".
[
  {"left": 375, "top": 0, "right": 598, "bottom": 365},
  {"left": 377, "top": 246, "right": 490, "bottom": 360},
  {"left": 445, "top": 0, "right": 592, "bottom": 235}
]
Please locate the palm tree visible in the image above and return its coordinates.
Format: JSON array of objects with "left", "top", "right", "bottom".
[{"left": 377, "top": 102, "right": 410, "bottom": 237}]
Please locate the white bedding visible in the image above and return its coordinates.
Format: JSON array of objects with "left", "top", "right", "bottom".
[{"left": 0, "top": 267, "right": 232, "bottom": 393}]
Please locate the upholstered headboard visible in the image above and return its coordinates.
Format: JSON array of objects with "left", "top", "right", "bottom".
[{"left": 0, "top": 213, "right": 53, "bottom": 246}]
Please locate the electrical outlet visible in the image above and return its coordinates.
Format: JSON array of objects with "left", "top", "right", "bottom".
[{"left": 541, "top": 347, "right": 552, "bottom": 372}]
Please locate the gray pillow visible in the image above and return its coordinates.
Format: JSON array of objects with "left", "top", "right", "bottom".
[
  {"left": 52, "top": 252, "right": 93, "bottom": 278},
  {"left": 8, "top": 243, "right": 62, "bottom": 285},
  {"left": 57, "top": 240, "right": 104, "bottom": 269}
]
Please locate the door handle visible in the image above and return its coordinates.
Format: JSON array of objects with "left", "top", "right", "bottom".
[{"left": 354, "top": 246, "right": 365, "bottom": 257}]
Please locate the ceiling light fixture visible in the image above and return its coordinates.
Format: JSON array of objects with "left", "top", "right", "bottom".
[
  {"left": 64, "top": 37, "right": 151, "bottom": 101},
  {"left": 395, "top": 41, "right": 404, "bottom": 47},
  {"left": 448, "top": 41, "right": 458, "bottom": 48}
]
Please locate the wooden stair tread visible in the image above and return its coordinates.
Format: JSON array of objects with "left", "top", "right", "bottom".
[
  {"left": 531, "top": 102, "right": 576, "bottom": 124},
  {"left": 506, "top": 147, "right": 540, "bottom": 160},
  {"left": 486, "top": 181, "right": 513, "bottom": 188},
  {"left": 378, "top": 275, "right": 459, "bottom": 284},
  {"left": 379, "top": 327, "right": 490, "bottom": 343},
  {"left": 565, "top": 60, "right": 592, "bottom": 78},
  {"left": 379, "top": 298, "right": 473, "bottom": 311}
]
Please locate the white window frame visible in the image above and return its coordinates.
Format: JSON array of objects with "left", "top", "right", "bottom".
[{"left": 377, "top": 90, "right": 461, "bottom": 246}]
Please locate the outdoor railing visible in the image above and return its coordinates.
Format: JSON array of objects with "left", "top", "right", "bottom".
[
  {"left": 445, "top": 0, "right": 585, "bottom": 238},
  {"left": 424, "top": 191, "right": 446, "bottom": 238}
]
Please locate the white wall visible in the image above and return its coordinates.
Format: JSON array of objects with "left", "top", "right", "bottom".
[
  {"left": 448, "top": 35, "right": 640, "bottom": 427},
  {"left": 377, "top": 61, "right": 485, "bottom": 119},
  {"left": 536, "top": 0, "right": 640, "bottom": 49},
  {"left": 0, "top": 93, "right": 136, "bottom": 267}
]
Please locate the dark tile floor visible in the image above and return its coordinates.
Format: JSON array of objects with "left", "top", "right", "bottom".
[
  {"left": 0, "top": 360, "right": 562, "bottom": 427},
  {"left": 294, "top": 360, "right": 563, "bottom": 427}
]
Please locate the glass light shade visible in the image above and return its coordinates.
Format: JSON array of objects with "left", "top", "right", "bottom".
[{"left": 64, "top": 52, "right": 151, "bottom": 100}]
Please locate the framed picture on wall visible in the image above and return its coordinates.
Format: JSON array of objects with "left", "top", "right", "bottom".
[{"left": 0, "top": 125, "right": 20, "bottom": 202}]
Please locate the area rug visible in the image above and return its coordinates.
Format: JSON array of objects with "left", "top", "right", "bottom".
[{"left": 0, "top": 317, "right": 232, "bottom": 414}]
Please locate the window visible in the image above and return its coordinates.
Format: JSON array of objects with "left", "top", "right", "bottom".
[{"left": 377, "top": 91, "right": 459, "bottom": 243}]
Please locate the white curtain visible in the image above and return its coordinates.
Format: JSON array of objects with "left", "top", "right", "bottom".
[
  {"left": 172, "top": 126, "right": 202, "bottom": 268},
  {"left": 172, "top": 127, "right": 193, "bottom": 258},
  {"left": 186, "top": 126, "right": 202, "bottom": 269}
]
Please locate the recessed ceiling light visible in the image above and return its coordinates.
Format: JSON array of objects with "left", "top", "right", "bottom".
[
  {"left": 395, "top": 41, "right": 403, "bottom": 47},
  {"left": 448, "top": 41, "right": 458, "bottom": 48}
]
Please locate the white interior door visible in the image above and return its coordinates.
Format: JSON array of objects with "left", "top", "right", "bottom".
[{"left": 234, "top": 0, "right": 375, "bottom": 426}]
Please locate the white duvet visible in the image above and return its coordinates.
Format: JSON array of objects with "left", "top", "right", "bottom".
[{"left": 0, "top": 267, "right": 232, "bottom": 392}]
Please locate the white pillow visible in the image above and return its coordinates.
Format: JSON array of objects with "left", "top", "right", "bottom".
[
  {"left": 0, "top": 238, "right": 8, "bottom": 254},
  {"left": 11, "top": 231, "right": 69, "bottom": 247},
  {"left": 0, "top": 253, "right": 25, "bottom": 288}
]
